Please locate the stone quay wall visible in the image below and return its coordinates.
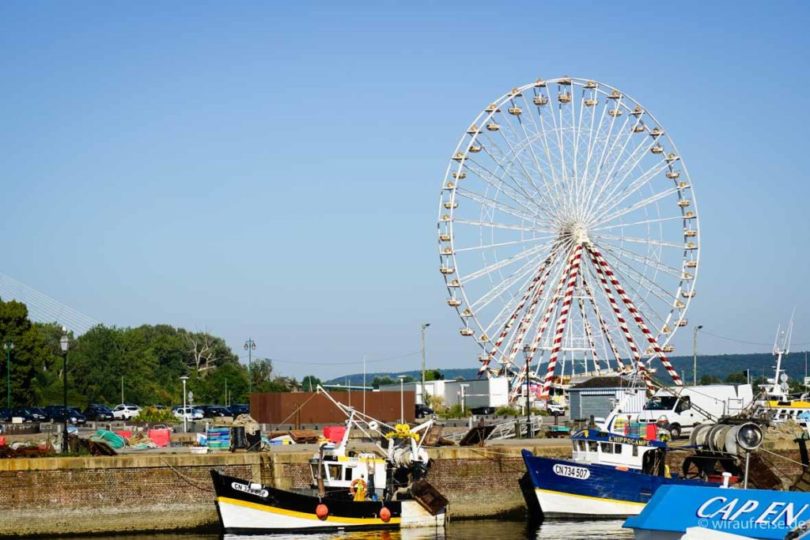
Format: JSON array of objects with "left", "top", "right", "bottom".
[{"left": 0, "top": 443, "right": 566, "bottom": 537}]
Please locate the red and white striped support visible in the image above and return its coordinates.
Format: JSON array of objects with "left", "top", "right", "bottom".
[
  {"left": 581, "top": 276, "right": 625, "bottom": 371},
  {"left": 509, "top": 248, "right": 578, "bottom": 401},
  {"left": 542, "top": 245, "right": 584, "bottom": 394},
  {"left": 588, "top": 246, "right": 683, "bottom": 386},
  {"left": 578, "top": 297, "right": 600, "bottom": 374},
  {"left": 499, "top": 255, "right": 557, "bottom": 366},
  {"left": 479, "top": 255, "right": 556, "bottom": 376},
  {"left": 586, "top": 247, "right": 654, "bottom": 392}
]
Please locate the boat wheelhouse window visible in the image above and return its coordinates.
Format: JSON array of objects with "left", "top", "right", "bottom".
[
  {"left": 645, "top": 396, "right": 678, "bottom": 411},
  {"left": 614, "top": 444, "right": 622, "bottom": 454},
  {"left": 578, "top": 441, "right": 586, "bottom": 452},
  {"left": 632, "top": 445, "right": 639, "bottom": 457},
  {"left": 327, "top": 464, "right": 342, "bottom": 481},
  {"left": 344, "top": 467, "right": 353, "bottom": 481},
  {"left": 588, "top": 441, "right": 597, "bottom": 452},
  {"left": 600, "top": 442, "right": 612, "bottom": 454}
]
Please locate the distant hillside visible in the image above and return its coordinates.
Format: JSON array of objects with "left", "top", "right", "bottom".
[{"left": 326, "top": 351, "right": 810, "bottom": 386}]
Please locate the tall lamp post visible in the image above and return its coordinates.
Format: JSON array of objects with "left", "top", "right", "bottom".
[
  {"left": 59, "top": 328, "right": 69, "bottom": 454},
  {"left": 523, "top": 345, "right": 531, "bottom": 439},
  {"left": 692, "top": 325, "right": 704, "bottom": 386},
  {"left": 420, "top": 323, "right": 430, "bottom": 408},
  {"left": 180, "top": 375, "right": 189, "bottom": 433},
  {"left": 244, "top": 338, "right": 256, "bottom": 396},
  {"left": 3, "top": 342, "right": 14, "bottom": 410}
]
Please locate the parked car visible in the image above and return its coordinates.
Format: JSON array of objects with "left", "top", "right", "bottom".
[
  {"left": 0, "top": 408, "right": 11, "bottom": 422},
  {"left": 470, "top": 406, "right": 495, "bottom": 416},
  {"left": 547, "top": 403, "right": 565, "bottom": 417},
  {"left": 29, "top": 407, "right": 48, "bottom": 421},
  {"left": 415, "top": 404, "right": 434, "bottom": 419},
  {"left": 44, "top": 405, "right": 87, "bottom": 424},
  {"left": 83, "top": 404, "right": 114, "bottom": 421},
  {"left": 112, "top": 404, "right": 141, "bottom": 420},
  {"left": 172, "top": 406, "right": 203, "bottom": 421},
  {"left": 9, "top": 407, "right": 40, "bottom": 422},
  {"left": 228, "top": 404, "right": 249, "bottom": 416},
  {"left": 198, "top": 405, "right": 232, "bottom": 418}
]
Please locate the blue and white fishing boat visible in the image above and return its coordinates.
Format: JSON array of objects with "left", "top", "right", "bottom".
[
  {"left": 624, "top": 484, "right": 810, "bottom": 540},
  {"left": 521, "top": 427, "right": 714, "bottom": 518}
]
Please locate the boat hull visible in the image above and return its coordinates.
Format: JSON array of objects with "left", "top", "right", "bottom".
[
  {"left": 211, "top": 470, "right": 445, "bottom": 533},
  {"left": 521, "top": 449, "right": 704, "bottom": 518}
]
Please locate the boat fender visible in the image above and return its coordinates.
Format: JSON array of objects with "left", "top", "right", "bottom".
[
  {"left": 350, "top": 478, "right": 367, "bottom": 500},
  {"left": 316, "top": 503, "right": 329, "bottom": 520},
  {"left": 380, "top": 506, "right": 391, "bottom": 522}
]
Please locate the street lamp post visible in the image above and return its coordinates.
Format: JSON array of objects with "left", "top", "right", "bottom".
[
  {"left": 244, "top": 338, "right": 256, "bottom": 396},
  {"left": 459, "top": 384, "right": 469, "bottom": 416},
  {"left": 59, "top": 328, "right": 69, "bottom": 454},
  {"left": 692, "top": 325, "right": 704, "bottom": 386},
  {"left": 398, "top": 375, "right": 406, "bottom": 423},
  {"left": 180, "top": 375, "right": 189, "bottom": 433},
  {"left": 420, "top": 323, "right": 430, "bottom": 408},
  {"left": 3, "top": 342, "right": 14, "bottom": 410},
  {"left": 523, "top": 345, "right": 531, "bottom": 439}
]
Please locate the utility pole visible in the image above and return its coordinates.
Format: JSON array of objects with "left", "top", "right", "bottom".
[
  {"left": 420, "top": 323, "right": 430, "bottom": 407},
  {"left": 692, "top": 325, "right": 703, "bottom": 386},
  {"left": 244, "top": 338, "right": 256, "bottom": 395},
  {"left": 120, "top": 376, "right": 124, "bottom": 404}
]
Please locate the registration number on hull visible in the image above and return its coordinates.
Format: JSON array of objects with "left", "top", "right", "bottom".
[{"left": 552, "top": 463, "right": 591, "bottom": 480}]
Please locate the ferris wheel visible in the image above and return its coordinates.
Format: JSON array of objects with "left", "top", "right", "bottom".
[{"left": 437, "top": 77, "right": 699, "bottom": 395}]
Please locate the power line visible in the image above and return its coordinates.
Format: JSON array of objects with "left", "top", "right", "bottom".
[
  {"left": 269, "top": 350, "right": 421, "bottom": 367},
  {"left": 701, "top": 329, "right": 810, "bottom": 348}
]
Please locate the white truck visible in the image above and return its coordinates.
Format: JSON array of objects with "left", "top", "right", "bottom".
[{"left": 634, "top": 384, "right": 754, "bottom": 438}]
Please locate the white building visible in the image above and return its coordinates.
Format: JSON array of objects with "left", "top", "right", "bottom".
[{"left": 378, "top": 377, "right": 509, "bottom": 410}]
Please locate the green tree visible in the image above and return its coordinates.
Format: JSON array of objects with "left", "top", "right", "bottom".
[
  {"left": 699, "top": 374, "right": 722, "bottom": 385},
  {"left": 372, "top": 376, "right": 395, "bottom": 389},
  {"left": 301, "top": 375, "right": 322, "bottom": 391},
  {"left": 725, "top": 371, "right": 748, "bottom": 384},
  {"left": 425, "top": 369, "right": 444, "bottom": 381}
]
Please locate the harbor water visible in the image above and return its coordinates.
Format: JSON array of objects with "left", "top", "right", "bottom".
[{"left": 69, "top": 519, "right": 632, "bottom": 539}]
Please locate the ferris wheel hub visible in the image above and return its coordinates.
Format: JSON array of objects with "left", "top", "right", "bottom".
[{"left": 559, "top": 220, "right": 590, "bottom": 246}]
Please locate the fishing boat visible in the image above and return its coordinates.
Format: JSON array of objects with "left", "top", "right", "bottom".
[
  {"left": 211, "top": 387, "right": 447, "bottom": 534},
  {"left": 519, "top": 420, "right": 765, "bottom": 519},
  {"left": 623, "top": 484, "right": 810, "bottom": 540}
]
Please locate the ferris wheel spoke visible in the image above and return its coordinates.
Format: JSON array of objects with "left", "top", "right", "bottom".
[
  {"left": 468, "top": 249, "right": 551, "bottom": 312},
  {"left": 591, "top": 214, "right": 684, "bottom": 233},
  {"left": 591, "top": 185, "right": 680, "bottom": 227},
  {"left": 458, "top": 241, "right": 554, "bottom": 283},
  {"left": 453, "top": 219, "right": 546, "bottom": 233},
  {"left": 600, "top": 253, "right": 678, "bottom": 316},
  {"left": 582, "top": 111, "right": 644, "bottom": 216},
  {"left": 455, "top": 187, "right": 547, "bottom": 226},
  {"left": 591, "top": 158, "right": 673, "bottom": 223},
  {"left": 593, "top": 234, "right": 686, "bottom": 251},
  {"left": 597, "top": 242, "right": 684, "bottom": 279},
  {"left": 464, "top": 161, "right": 550, "bottom": 219},
  {"left": 518, "top": 93, "right": 571, "bottom": 206},
  {"left": 585, "top": 124, "right": 662, "bottom": 216},
  {"left": 592, "top": 249, "right": 671, "bottom": 330},
  {"left": 589, "top": 134, "right": 671, "bottom": 218},
  {"left": 454, "top": 235, "right": 554, "bottom": 254}
]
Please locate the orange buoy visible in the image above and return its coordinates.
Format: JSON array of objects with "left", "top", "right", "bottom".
[
  {"left": 316, "top": 503, "right": 329, "bottom": 520},
  {"left": 379, "top": 506, "right": 391, "bottom": 522}
]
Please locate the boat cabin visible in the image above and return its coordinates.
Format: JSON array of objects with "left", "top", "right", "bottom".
[
  {"left": 570, "top": 429, "right": 668, "bottom": 473},
  {"left": 309, "top": 451, "right": 388, "bottom": 493}
]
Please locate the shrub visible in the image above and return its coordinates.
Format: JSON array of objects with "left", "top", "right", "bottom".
[
  {"left": 137, "top": 406, "right": 176, "bottom": 424},
  {"left": 495, "top": 406, "right": 520, "bottom": 416}
]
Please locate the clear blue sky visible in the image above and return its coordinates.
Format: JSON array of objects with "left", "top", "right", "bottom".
[{"left": 1, "top": 1, "right": 809, "bottom": 380}]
